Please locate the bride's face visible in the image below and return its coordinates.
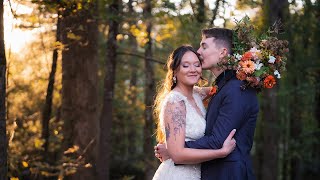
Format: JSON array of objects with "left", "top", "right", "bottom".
[{"left": 175, "top": 51, "right": 202, "bottom": 86}]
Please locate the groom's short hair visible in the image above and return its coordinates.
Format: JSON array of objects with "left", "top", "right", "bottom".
[{"left": 201, "top": 28, "right": 233, "bottom": 54}]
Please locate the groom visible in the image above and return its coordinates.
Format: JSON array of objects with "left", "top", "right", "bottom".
[{"left": 156, "top": 28, "right": 259, "bottom": 180}]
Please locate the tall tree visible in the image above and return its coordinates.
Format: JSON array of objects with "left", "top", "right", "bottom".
[
  {"left": 143, "top": 0, "right": 156, "bottom": 179},
  {"left": 210, "top": 0, "right": 221, "bottom": 26},
  {"left": 196, "top": 0, "right": 206, "bottom": 23},
  {"left": 260, "top": 0, "right": 289, "bottom": 180},
  {"left": 127, "top": 0, "right": 139, "bottom": 158},
  {"left": 287, "top": 0, "right": 315, "bottom": 179},
  {"left": 41, "top": 7, "right": 61, "bottom": 154},
  {"left": 0, "top": 0, "right": 7, "bottom": 179},
  {"left": 60, "top": 1, "right": 99, "bottom": 179},
  {"left": 315, "top": 1, "right": 320, "bottom": 178},
  {"left": 97, "top": 0, "right": 120, "bottom": 179}
]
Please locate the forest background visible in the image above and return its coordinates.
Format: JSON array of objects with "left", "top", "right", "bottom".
[{"left": 0, "top": 0, "right": 319, "bottom": 180}]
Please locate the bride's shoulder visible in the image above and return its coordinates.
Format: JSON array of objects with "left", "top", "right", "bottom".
[
  {"left": 159, "top": 91, "right": 187, "bottom": 118},
  {"left": 193, "top": 86, "right": 208, "bottom": 100},
  {"left": 164, "top": 91, "right": 187, "bottom": 104}
]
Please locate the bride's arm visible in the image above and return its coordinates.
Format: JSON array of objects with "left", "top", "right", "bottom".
[{"left": 163, "top": 100, "right": 236, "bottom": 164}]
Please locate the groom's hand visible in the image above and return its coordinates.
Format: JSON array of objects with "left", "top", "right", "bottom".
[{"left": 154, "top": 143, "right": 170, "bottom": 162}]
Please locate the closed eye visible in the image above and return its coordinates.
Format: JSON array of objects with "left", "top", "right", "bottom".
[
  {"left": 201, "top": 43, "right": 207, "bottom": 50},
  {"left": 194, "top": 63, "right": 200, "bottom": 67}
]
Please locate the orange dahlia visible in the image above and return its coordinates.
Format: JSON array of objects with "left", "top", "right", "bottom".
[
  {"left": 263, "top": 75, "right": 276, "bottom": 88},
  {"left": 240, "top": 60, "right": 255, "bottom": 74},
  {"left": 241, "top": 52, "right": 253, "bottom": 61}
]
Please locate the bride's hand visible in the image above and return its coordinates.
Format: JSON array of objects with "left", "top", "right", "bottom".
[
  {"left": 221, "top": 129, "right": 237, "bottom": 157},
  {"left": 154, "top": 143, "right": 170, "bottom": 162}
]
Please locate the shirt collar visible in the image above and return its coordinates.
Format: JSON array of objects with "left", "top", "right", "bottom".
[{"left": 216, "top": 70, "right": 235, "bottom": 87}]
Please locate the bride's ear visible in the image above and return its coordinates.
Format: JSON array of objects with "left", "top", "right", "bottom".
[{"left": 173, "top": 70, "right": 177, "bottom": 76}]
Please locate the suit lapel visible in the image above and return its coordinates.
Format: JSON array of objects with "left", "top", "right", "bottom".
[{"left": 206, "top": 70, "right": 235, "bottom": 121}]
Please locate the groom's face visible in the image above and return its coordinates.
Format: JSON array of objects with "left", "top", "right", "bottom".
[{"left": 197, "top": 37, "right": 225, "bottom": 70}]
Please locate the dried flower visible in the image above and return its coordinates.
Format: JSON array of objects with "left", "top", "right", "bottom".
[{"left": 236, "top": 70, "right": 247, "bottom": 81}]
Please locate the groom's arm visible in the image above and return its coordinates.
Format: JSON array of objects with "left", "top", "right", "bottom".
[{"left": 186, "top": 83, "right": 256, "bottom": 149}]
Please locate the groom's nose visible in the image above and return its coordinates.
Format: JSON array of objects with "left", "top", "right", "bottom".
[
  {"left": 197, "top": 48, "right": 203, "bottom": 56},
  {"left": 197, "top": 48, "right": 201, "bottom": 54}
]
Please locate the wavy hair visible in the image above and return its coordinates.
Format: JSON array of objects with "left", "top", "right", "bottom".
[{"left": 153, "top": 45, "right": 200, "bottom": 143}]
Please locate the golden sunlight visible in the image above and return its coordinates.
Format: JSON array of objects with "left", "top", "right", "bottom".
[{"left": 4, "top": 1, "right": 36, "bottom": 53}]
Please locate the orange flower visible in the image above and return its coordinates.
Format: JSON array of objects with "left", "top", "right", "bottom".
[
  {"left": 240, "top": 60, "right": 255, "bottom": 74},
  {"left": 263, "top": 75, "right": 276, "bottom": 88},
  {"left": 236, "top": 70, "right": 247, "bottom": 81},
  {"left": 209, "top": 85, "right": 218, "bottom": 96},
  {"left": 241, "top": 52, "right": 253, "bottom": 61}
]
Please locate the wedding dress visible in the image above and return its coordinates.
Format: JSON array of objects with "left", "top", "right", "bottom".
[{"left": 153, "top": 87, "right": 207, "bottom": 180}]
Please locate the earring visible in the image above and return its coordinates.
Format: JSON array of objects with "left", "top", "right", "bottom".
[{"left": 173, "top": 76, "right": 177, "bottom": 84}]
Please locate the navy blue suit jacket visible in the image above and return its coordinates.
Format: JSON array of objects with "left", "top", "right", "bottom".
[{"left": 186, "top": 70, "right": 259, "bottom": 180}]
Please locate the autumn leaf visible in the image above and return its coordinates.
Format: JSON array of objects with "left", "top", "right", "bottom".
[
  {"left": 22, "top": 161, "right": 29, "bottom": 168},
  {"left": 64, "top": 145, "right": 79, "bottom": 154},
  {"left": 34, "top": 138, "right": 44, "bottom": 149},
  {"left": 67, "top": 32, "right": 82, "bottom": 41}
]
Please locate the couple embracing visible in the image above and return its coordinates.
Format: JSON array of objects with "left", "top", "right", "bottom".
[{"left": 152, "top": 28, "right": 259, "bottom": 180}]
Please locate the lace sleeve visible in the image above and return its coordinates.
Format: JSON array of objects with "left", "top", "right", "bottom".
[{"left": 193, "top": 86, "right": 209, "bottom": 100}]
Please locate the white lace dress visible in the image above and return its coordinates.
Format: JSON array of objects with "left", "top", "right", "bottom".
[{"left": 153, "top": 87, "right": 207, "bottom": 180}]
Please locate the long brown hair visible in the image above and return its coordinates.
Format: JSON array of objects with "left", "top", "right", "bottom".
[{"left": 154, "top": 45, "right": 200, "bottom": 143}]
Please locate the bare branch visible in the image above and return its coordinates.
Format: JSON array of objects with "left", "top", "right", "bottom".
[
  {"left": 210, "top": 0, "right": 221, "bottom": 26},
  {"left": 8, "top": 0, "right": 17, "bottom": 18},
  {"left": 117, "top": 51, "right": 165, "bottom": 65}
]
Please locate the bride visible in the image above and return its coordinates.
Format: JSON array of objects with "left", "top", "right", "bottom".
[{"left": 152, "top": 45, "right": 236, "bottom": 180}]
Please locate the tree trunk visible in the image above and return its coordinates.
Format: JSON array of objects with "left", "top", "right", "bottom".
[
  {"left": 196, "top": 0, "right": 206, "bottom": 23},
  {"left": 0, "top": 0, "right": 7, "bottom": 179},
  {"left": 289, "top": 1, "right": 314, "bottom": 179},
  {"left": 260, "top": 89, "right": 279, "bottom": 180},
  {"left": 127, "top": 0, "right": 139, "bottom": 158},
  {"left": 314, "top": 1, "right": 320, "bottom": 178},
  {"left": 260, "top": 0, "right": 289, "bottom": 180},
  {"left": 210, "top": 0, "right": 221, "bottom": 26},
  {"left": 97, "top": 1, "right": 120, "bottom": 180},
  {"left": 41, "top": 9, "right": 61, "bottom": 154},
  {"left": 289, "top": 79, "right": 302, "bottom": 180},
  {"left": 143, "top": 0, "right": 156, "bottom": 179},
  {"left": 61, "top": 1, "right": 99, "bottom": 179}
]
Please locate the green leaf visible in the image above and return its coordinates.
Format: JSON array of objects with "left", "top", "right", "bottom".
[{"left": 254, "top": 67, "right": 268, "bottom": 77}]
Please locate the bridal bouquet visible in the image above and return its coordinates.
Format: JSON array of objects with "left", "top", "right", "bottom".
[{"left": 218, "top": 16, "right": 289, "bottom": 91}]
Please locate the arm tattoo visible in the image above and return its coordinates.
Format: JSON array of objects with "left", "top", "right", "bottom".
[
  {"left": 165, "top": 101, "right": 186, "bottom": 140},
  {"left": 165, "top": 123, "right": 170, "bottom": 141}
]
